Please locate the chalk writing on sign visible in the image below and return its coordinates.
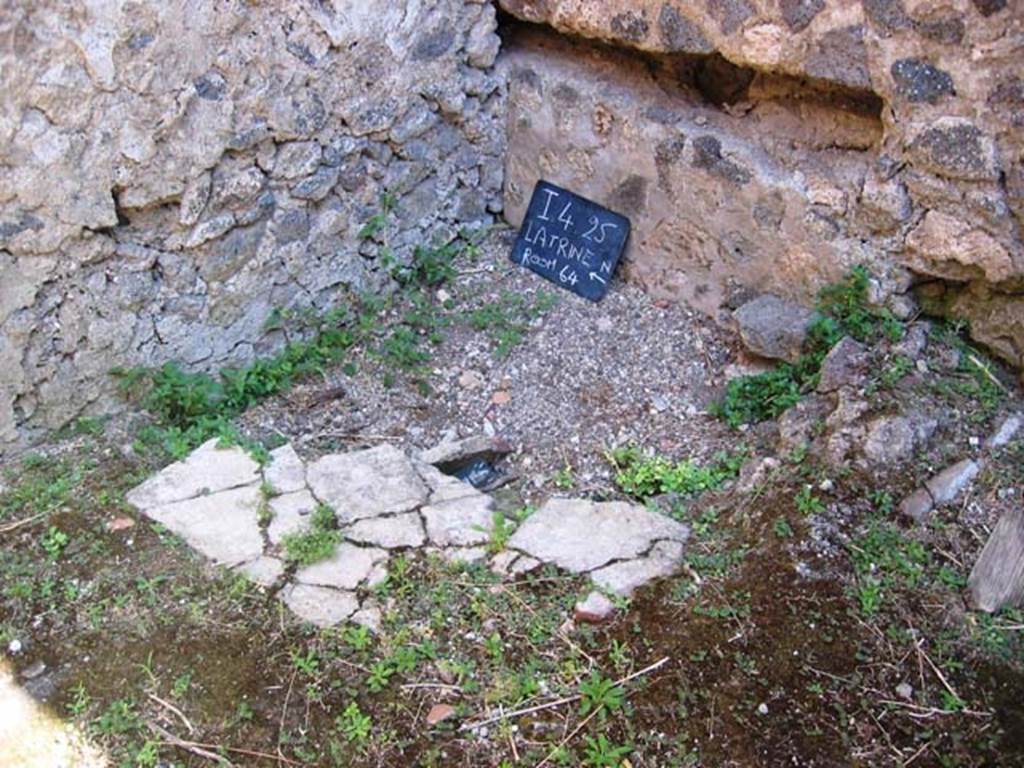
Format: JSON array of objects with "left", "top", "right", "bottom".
[{"left": 510, "top": 181, "right": 631, "bottom": 302}]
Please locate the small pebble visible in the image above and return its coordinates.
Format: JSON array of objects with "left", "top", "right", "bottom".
[
  {"left": 8, "top": 639, "right": 22, "bottom": 654},
  {"left": 22, "top": 660, "right": 46, "bottom": 680},
  {"left": 896, "top": 682, "right": 914, "bottom": 701},
  {"left": 757, "top": 703, "right": 769, "bottom": 715}
]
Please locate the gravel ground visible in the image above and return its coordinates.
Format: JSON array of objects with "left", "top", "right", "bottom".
[{"left": 238, "top": 229, "right": 745, "bottom": 502}]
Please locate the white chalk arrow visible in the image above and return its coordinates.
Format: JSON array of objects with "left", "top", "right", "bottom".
[{"left": 588, "top": 272, "right": 607, "bottom": 285}]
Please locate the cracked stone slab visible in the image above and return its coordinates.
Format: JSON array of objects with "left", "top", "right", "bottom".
[
  {"left": 351, "top": 601, "right": 384, "bottom": 632},
  {"left": 422, "top": 494, "right": 494, "bottom": 547},
  {"left": 491, "top": 550, "right": 541, "bottom": 577},
  {"left": 263, "top": 444, "right": 306, "bottom": 494},
  {"left": 344, "top": 512, "right": 425, "bottom": 549},
  {"left": 590, "top": 540, "right": 685, "bottom": 597},
  {"left": 233, "top": 555, "right": 285, "bottom": 588},
  {"left": 126, "top": 438, "right": 260, "bottom": 509},
  {"left": 307, "top": 444, "right": 428, "bottom": 522},
  {"left": 279, "top": 584, "right": 359, "bottom": 627},
  {"left": 434, "top": 546, "right": 489, "bottom": 564},
  {"left": 143, "top": 485, "right": 264, "bottom": 566},
  {"left": 267, "top": 490, "right": 318, "bottom": 545},
  {"left": 294, "top": 543, "right": 389, "bottom": 590},
  {"left": 507, "top": 498, "right": 689, "bottom": 573}
]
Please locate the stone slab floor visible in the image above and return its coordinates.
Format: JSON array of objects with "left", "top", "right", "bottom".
[{"left": 126, "top": 439, "right": 690, "bottom": 629}]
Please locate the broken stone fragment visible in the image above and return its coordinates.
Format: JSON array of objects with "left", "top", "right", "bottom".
[
  {"left": 590, "top": 539, "right": 685, "bottom": 597},
  {"left": 279, "top": 584, "right": 359, "bottom": 627},
  {"left": 418, "top": 434, "right": 512, "bottom": 473},
  {"left": 898, "top": 488, "right": 934, "bottom": 523},
  {"left": 925, "top": 459, "right": 981, "bottom": 506},
  {"left": 126, "top": 438, "right": 260, "bottom": 509},
  {"left": 144, "top": 485, "right": 264, "bottom": 567},
  {"left": 861, "top": 416, "right": 916, "bottom": 465},
  {"left": 967, "top": 508, "right": 1024, "bottom": 613},
  {"left": 816, "top": 337, "right": 869, "bottom": 393},
  {"left": 733, "top": 295, "right": 815, "bottom": 363},
  {"left": 267, "top": 490, "right": 318, "bottom": 545},
  {"left": 574, "top": 591, "right": 616, "bottom": 623},
  {"left": 233, "top": 555, "right": 285, "bottom": 588},
  {"left": 426, "top": 703, "right": 457, "bottom": 726},
  {"left": 421, "top": 494, "right": 495, "bottom": 547},
  {"left": 344, "top": 512, "right": 426, "bottom": 549},
  {"left": 307, "top": 444, "right": 429, "bottom": 522},
  {"left": 294, "top": 543, "right": 389, "bottom": 591},
  {"left": 986, "top": 413, "right": 1023, "bottom": 449},
  {"left": 263, "top": 444, "right": 307, "bottom": 494},
  {"left": 507, "top": 498, "right": 689, "bottom": 573}
]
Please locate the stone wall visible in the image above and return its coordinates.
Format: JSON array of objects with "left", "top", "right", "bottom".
[
  {"left": 0, "top": 0, "right": 505, "bottom": 453},
  {"left": 499, "top": 0, "right": 1023, "bottom": 366}
]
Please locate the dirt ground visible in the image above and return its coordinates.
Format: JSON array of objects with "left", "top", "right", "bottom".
[{"left": 2, "top": 231, "right": 1024, "bottom": 767}]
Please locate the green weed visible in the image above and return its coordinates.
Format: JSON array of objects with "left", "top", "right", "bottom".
[
  {"left": 795, "top": 486, "right": 826, "bottom": 516},
  {"left": 608, "top": 446, "right": 744, "bottom": 500},
  {"left": 578, "top": 672, "right": 625, "bottom": 720},
  {"left": 773, "top": 518, "right": 794, "bottom": 539},
  {"left": 282, "top": 503, "right": 341, "bottom": 566},
  {"left": 468, "top": 290, "right": 558, "bottom": 357},
  {"left": 337, "top": 702, "right": 373, "bottom": 746},
  {"left": 713, "top": 266, "right": 904, "bottom": 427},
  {"left": 582, "top": 735, "right": 632, "bottom": 767},
  {"left": 848, "top": 519, "right": 930, "bottom": 615}
]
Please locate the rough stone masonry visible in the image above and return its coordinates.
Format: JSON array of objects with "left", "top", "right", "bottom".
[
  {"left": 500, "top": 0, "right": 1023, "bottom": 368},
  {"left": 2, "top": 0, "right": 1023, "bottom": 454},
  {"left": 0, "top": 0, "right": 504, "bottom": 453}
]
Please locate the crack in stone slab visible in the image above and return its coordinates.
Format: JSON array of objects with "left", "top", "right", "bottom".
[
  {"left": 144, "top": 483, "right": 264, "bottom": 567},
  {"left": 307, "top": 444, "right": 429, "bottom": 522},
  {"left": 126, "top": 438, "right": 261, "bottom": 508},
  {"left": 506, "top": 498, "right": 690, "bottom": 573}
]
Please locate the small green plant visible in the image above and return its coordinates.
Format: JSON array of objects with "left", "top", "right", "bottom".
[
  {"left": 877, "top": 355, "right": 914, "bottom": 389},
  {"left": 233, "top": 700, "right": 255, "bottom": 724},
  {"left": 582, "top": 734, "right": 632, "bottom": 767},
  {"left": 487, "top": 511, "right": 517, "bottom": 555},
  {"left": 609, "top": 446, "right": 744, "bottom": 500},
  {"left": 291, "top": 648, "right": 320, "bottom": 677},
  {"left": 171, "top": 671, "right": 192, "bottom": 699},
  {"left": 66, "top": 683, "right": 91, "bottom": 717},
  {"left": 358, "top": 191, "right": 397, "bottom": 240},
  {"left": 337, "top": 702, "right": 373, "bottom": 746},
  {"left": 578, "top": 672, "right": 625, "bottom": 720},
  {"left": 467, "top": 291, "right": 558, "bottom": 357},
  {"left": 553, "top": 463, "right": 575, "bottom": 490},
  {"left": 848, "top": 519, "right": 930, "bottom": 614},
  {"left": 366, "top": 661, "right": 394, "bottom": 693},
  {"left": 608, "top": 639, "right": 632, "bottom": 672},
  {"left": 134, "top": 740, "right": 160, "bottom": 767},
  {"left": 94, "top": 699, "right": 140, "bottom": 736},
  {"left": 40, "top": 526, "right": 69, "bottom": 560},
  {"left": 795, "top": 486, "right": 825, "bottom": 516},
  {"left": 391, "top": 646, "right": 419, "bottom": 675},
  {"left": 773, "top": 518, "right": 794, "bottom": 539},
  {"left": 282, "top": 503, "right": 341, "bottom": 566},
  {"left": 344, "top": 624, "right": 372, "bottom": 652}
]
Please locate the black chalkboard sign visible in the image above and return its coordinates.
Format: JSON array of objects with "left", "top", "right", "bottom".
[{"left": 510, "top": 181, "right": 630, "bottom": 302}]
